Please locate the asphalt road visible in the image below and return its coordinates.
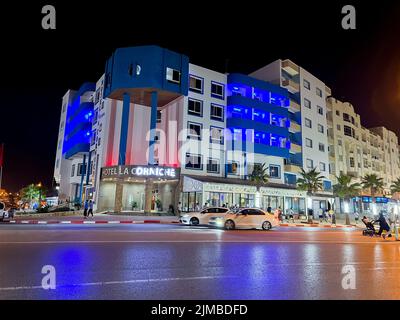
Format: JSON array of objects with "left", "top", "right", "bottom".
[{"left": 0, "top": 223, "right": 399, "bottom": 300}]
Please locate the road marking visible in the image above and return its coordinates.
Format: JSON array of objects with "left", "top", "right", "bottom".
[
  {"left": 60, "top": 221, "right": 71, "bottom": 224},
  {"left": 0, "top": 275, "right": 232, "bottom": 292}
]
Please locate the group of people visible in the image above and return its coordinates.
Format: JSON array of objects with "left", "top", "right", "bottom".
[{"left": 83, "top": 199, "right": 94, "bottom": 218}]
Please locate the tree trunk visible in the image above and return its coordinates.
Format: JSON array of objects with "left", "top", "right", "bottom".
[{"left": 344, "top": 197, "right": 350, "bottom": 225}]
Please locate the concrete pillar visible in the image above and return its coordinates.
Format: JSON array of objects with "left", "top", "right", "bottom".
[
  {"left": 148, "top": 91, "right": 158, "bottom": 165},
  {"left": 119, "top": 92, "right": 131, "bottom": 165},
  {"left": 144, "top": 179, "right": 154, "bottom": 214},
  {"left": 114, "top": 182, "right": 123, "bottom": 213}
]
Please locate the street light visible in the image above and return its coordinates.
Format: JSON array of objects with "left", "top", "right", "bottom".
[{"left": 37, "top": 183, "right": 42, "bottom": 208}]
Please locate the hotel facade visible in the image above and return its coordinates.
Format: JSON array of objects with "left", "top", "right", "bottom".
[{"left": 53, "top": 45, "right": 399, "bottom": 216}]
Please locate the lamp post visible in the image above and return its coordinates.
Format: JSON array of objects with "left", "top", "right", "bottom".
[{"left": 37, "top": 182, "right": 42, "bottom": 209}]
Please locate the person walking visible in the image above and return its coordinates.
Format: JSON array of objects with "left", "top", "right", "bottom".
[
  {"left": 83, "top": 200, "right": 89, "bottom": 219},
  {"left": 87, "top": 200, "right": 94, "bottom": 218},
  {"left": 378, "top": 211, "right": 391, "bottom": 239},
  {"left": 331, "top": 210, "right": 336, "bottom": 226}
]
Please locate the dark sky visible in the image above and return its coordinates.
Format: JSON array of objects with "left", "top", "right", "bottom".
[{"left": 0, "top": 1, "right": 399, "bottom": 192}]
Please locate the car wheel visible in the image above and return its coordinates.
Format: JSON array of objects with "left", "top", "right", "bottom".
[
  {"left": 190, "top": 217, "right": 199, "bottom": 226},
  {"left": 262, "top": 221, "right": 272, "bottom": 230},
  {"left": 225, "top": 220, "right": 235, "bottom": 230}
]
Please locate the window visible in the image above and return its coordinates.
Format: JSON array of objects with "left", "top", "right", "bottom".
[
  {"left": 62, "top": 103, "right": 66, "bottom": 113},
  {"left": 318, "top": 124, "right": 324, "bottom": 134},
  {"left": 306, "top": 159, "right": 314, "bottom": 169},
  {"left": 157, "top": 110, "right": 162, "bottom": 123},
  {"left": 336, "top": 110, "right": 340, "bottom": 116},
  {"left": 154, "top": 130, "right": 161, "bottom": 143},
  {"left": 228, "top": 162, "right": 239, "bottom": 175},
  {"left": 166, "top": 67, "right": 181, "bottom": 84},
  {"left": 319, "top": 143, "right": 325, "bottom": 152},
  {"left": 304, "top": 98, "right": 311, "bottom": 109},
  {"left": 344, "top": 125, "right": 354, "bottom": 138},
  {"left": 350, "top": 157, "right": 355, "bottom": 167},
  {"left": 210, "top": 104, "right": 224, "bottom": 121},
  {"left": 189, "top": 75, "right": 203, "bottom": 93},
  {"left": 77, "top": 163, "right": 86, "bottom": 176},
  {"left": 343, "top": 113, "right": 351, "bottom": 122},
  {"left": 319, "top": 162, "right": 326, "bottom": 171},
  {"left": 338, "top": 139, "right": 342, "bottom": 146},
  {"left": 185, "top": 153, "right": 203, "bottom": 170},
  {"left": 337, "top": 124, "right": 341, "bottom": 131},
  {"left": 306, "top": 138, "right": 313, "bottom": 148},
  {"left": 56, "top": 159, "right": 60, "bottom": 169},
  {"left": 316, "top": 87, "right": 323, "bottom": 97},
  {"left": 188, "top": 98, "right": 203, "bottom": 116},
  {"left": 71, "top": 164, "right": 75, "bottom": 177},
  {"left": 187, "top": 122, "right": 202, "bottom": 140},
  {"left": 269, "top": 165, "right": 281, "bottom": 179},
  {"left": 317, "top": 106, "right": 323, "bottom": 115},
  {"left": 211, "top": 82, "right": 224, "bottom": 99},
  {"left": 210, "top": 126, "right": 224, "bottom": 144},
  {"left": 305, "top": 118, "right": 312, "bottom": 128},
  {"left": 303, "top": 79, "right": 311, "bottom": 90},
  {"left": 207, "top": 158, "right": 220, "bottom": 173}
]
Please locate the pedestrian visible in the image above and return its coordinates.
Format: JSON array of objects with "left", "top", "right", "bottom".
[
  {"left": 178, "top": 202, "right": 182, "bottom": 215},
  {"left": 203, "top": 202, "right": 209, "bottom": 209},
  {"left": 319, "top": 208, "right": 324, "bottom": 223},
  {"left": 267, "top": 206, "right": 272, "bottom": 214},
  {"left": 286, "top": 207, "right": 294, "bottom": 223},
  {"left": 331, "top": 210, "right": 336, "bottom": 226},
  {"left": 354, "top": 211, "right": 359, "bottom": 225},
  {"left": 389, "top": 208, "right": 398, "bottom": 240},
  {"left": 87, "top": 200, "right": 94, "bottom": 217},
  {"left": 277, "top": 206, "right": 283, "bottom": 223},
  {"left": 195, "top": 202, "right": 200, "bottom": 212},
  {"left": 378, "top": 211, "right": 391, "bottom": 239},
  {"left": 83, "top": 200, "right": 89, "bottom": 218}
]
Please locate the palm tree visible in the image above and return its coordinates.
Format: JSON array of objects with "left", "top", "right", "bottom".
[
  {"left": 20, "top": 184, "right": 43, "bottom": 208},
  {"left": 297, "top": 168, "right": 324, "bottom": 223},
  {"left": 249, "top": 163, "right": 269, "bottom": 192},
  {"left": 333, "top": 174, "right": 361, "bottom": 225},
  {"left": 390, "top": 178, "right": 400, "bottom": 195},
  {"left": 361, "top": 174, "right": 384, "bottom": 201}
]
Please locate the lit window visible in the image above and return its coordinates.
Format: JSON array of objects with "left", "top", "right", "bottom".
[
  {"left": 269, "top": 165, "right": 280, "bottom": 179},
  {"left": 189, "top": 75, "right": 203, "bottom": 93},
  {"left": 228, "top": 162, "right": 239, "bottom": 175},
  {"left": 166, "top": 67, "right": 181, "bottom": 84},
  {"left": 210, "top": 127, "right": 224, "bottom": 144}
]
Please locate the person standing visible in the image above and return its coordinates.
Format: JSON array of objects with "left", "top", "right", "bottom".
[
  {"left": 83, "top": 200, "right": 89, "bottom": 218},
  {"left": 87, "top": 200, "right": 94, "bottom": 218},
  {"left": 378, "top": 211, "right": 391, "bottom": 239},
  {"left": 331, "top": 210, "right": 336, "bottom": 226}
]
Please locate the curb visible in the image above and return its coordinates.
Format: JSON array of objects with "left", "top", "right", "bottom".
[
  {"left": 6, "top": 220, "right": 179, "bottom": 225},
  {"left": 279, "top": 223, "right": 356, "bottom": 229}
]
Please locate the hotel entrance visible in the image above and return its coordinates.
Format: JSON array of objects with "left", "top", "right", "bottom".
[{"left": 97, "top": 165, "right": 180, "bottom": 214}]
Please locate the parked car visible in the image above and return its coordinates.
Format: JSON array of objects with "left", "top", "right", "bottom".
[
  {"left": 179, "top": 207, "right": 229, "bottom": 225},
  {"left": 0, "top": 202, "right": 11, "bottom": 222},
  {"left": 208, "top": 208, "right": 280, "bottom": 230}
]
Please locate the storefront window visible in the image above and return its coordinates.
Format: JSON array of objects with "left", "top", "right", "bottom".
[
  {"left": 263, "top": 196, "right": 283, "bottom": 211},
  {"left": 181, "top": 192, "right": 203, "bottom": 212}
]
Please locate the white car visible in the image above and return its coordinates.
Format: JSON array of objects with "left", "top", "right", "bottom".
[
  {"left": 179, "top": 207, "right": 229, "bottom": 225},
  {"left": 208, "top": 208, "right": 280, "bottom": 230}
]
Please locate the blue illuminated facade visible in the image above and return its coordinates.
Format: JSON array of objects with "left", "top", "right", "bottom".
[
  {"left": 226, "top": 73, "right": 291, "bottom": 158},
  {"left": 63, "top": 82, "right": 96, "bottom": 159}
]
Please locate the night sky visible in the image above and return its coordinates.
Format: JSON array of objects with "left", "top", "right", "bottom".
[{"left": 0, "top": 1, "right": 399, "bottom": 192}]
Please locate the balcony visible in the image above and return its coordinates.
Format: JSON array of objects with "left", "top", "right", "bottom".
[
  {"left": 282, "top": 60, "right": 300, "bottom": 76},
  {"left": 284, "top": 163, "right": 302, "bottom": 174},
  {"left": 288, "top": 120, "right": 301, "bottom": 133},
  {"left": 289, "top": 99, "right": 300, "bottom": 113},
  {"left": 282, "top": 79, "right": 300, "bottom": 94},
  {"left": 290, "top": 143, "right": 302, "bottom": 154}
]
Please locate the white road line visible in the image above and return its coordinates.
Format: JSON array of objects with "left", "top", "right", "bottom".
[
  {"left": 83, "top": 221, "right": 96, "bottom": 224},
  {"left": 0, "top": 275, "right": 232, "bottom": 292},
  {"left": 37, "top": 221, "right": 47, "bottom": 224},
  {"left": 107, "top": 221, "right": 121, "bottom": 224},
  {"left": 60, "top": 221, "right": 71, "bottom": 224}
]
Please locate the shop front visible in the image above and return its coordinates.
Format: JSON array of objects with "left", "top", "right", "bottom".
[
  {"left": 181, "top": 175, "right": 307, "bottom": 214},
  {"left": 98, "top": 165, "right": 180, "bottom": 214}
]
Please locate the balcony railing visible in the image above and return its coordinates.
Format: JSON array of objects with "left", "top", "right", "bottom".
[
  {"left": 282, "top": 79, "right": 300, "bottom": 94},
  {"left": 282, "top": 60, "right": 300, "bottom": 76},
  {"left": 289, "top": 120, "right": 301, "bottom": 133}
]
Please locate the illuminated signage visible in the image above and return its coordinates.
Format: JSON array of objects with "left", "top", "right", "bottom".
[{"left": 101, "top": 165, "right": 179, "bottom": 180}]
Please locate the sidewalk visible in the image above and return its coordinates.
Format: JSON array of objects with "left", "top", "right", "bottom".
[{"left": 9, "top": 213, "right": 180, "bottom": 225}]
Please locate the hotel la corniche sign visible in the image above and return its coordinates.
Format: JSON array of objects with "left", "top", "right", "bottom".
[{"left": 101, "top": 165, "right": 179, "bottom": 180}]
